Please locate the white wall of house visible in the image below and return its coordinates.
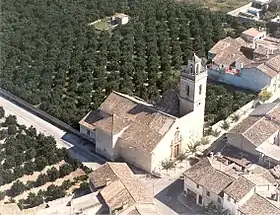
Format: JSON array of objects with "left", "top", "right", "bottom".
[
  {"left": 151, "top": 122, "right": 178, "bottom": 172},
  {"left": 118, "top": 138, "right": 152, "bottom": 172},
  {"left": 223, "top": 192, "right": 239, "bottom": 215},
  {"left": 223, "top": 188, "right": 254, "bottom": 215},
  {"left": 201, "top": 188, "right": 222, "bottom": 207},
  {"left": 184, "top": 177, "right": 203, "bottom": 199},
  {"left": 184, "top": 177, "right": 223, "bottom": 207},
  {"left": 208, "top": 67, "right": 271, "bottom": 92},
  {"left": 95, "top": 128, "right": 115, "bottom": 160},
  {"left": 80, "top": 124, "right": 96, "bottom": 140}
]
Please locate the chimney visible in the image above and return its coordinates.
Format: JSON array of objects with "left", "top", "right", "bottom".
[{"left": 105, "top": 178, "right": 111, "bottom": 186}]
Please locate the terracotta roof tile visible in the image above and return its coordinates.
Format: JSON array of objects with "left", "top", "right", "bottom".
[
  {"left": 265, "top": 54, "right": 280, "bottom": 73},
  {"left": 91, "top": 162, "right": 153, "bottom": 210},
  {"left": 242, "top": 28, "right": 264, "bottom": 38},
  {"left": 87, "top": 91, "right": 176, "bottom": 152},
  {"left": 100, "top": 180, "right": 135, "bottom": 210},
  {"left": 184, "top": 158, "right": 235, "bottom": 194},
  {"left": 239, "top": 193, "right": 280, "bottom": 215},
  {"left": 224, "top": 176, "right": 255, "bottom": 202},
  {"left": 209, "top": 37, "right": 233, "bottom": 54},
  {"left": 229, "top": 116, "right": 262, "bottom": 134},
  {"left": 230, "top": 104, "right": 280, "bottom": 146},
  {"left": 244, "top": 117, "right": 279, "bottom": 146},
  {"left": 257, "top": 64, "right": 278, "bottom": 78},
  {"left": 89, "top": 162, "right": 131, "bottom": 189}
]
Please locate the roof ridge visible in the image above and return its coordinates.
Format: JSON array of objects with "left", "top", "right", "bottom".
[
  {"left": 112, "top": 91, "right": 177, "bottom": 119},
  {"left": 107, "top": 162, "right": 139, "bottom": 204},
  {"left": 254, "top": 193, "right": 280, "bottom": 210}
]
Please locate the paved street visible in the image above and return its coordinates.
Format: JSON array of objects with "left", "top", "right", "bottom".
[
  {"left": 154, "top": 179, "right": 205, "bottom": 215},
  {"left": 0, "top": 96, "right": 105, "bottom": 170}
]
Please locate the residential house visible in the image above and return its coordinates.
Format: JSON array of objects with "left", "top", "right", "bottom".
[
  {"left": 227, "top": 0, "right": 271, "bottom": 21},
  {"left": 111, "top": 13, "right": 129, "bottom": 25},
  {"left": 183, "top": 157, "right": 236, "bottom": 208},
  {"left": 89, "top": 162, "right": 158, "bottom": 215},
  {"left": 207, "top": 27, "right": 280, "bottom": 93},
  {"left": 227, "top": 102, "right": 280, "bottom": 167},
  {"left": 80, "top": 54, "right": 207, "bottom": 173},
  {"left": 183, "top": 155, "right": 280, "bottom": 215}
]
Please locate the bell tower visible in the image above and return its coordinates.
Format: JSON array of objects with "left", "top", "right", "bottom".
[{"left": 179, "top": 53, "right": 207, "bottom": 117}]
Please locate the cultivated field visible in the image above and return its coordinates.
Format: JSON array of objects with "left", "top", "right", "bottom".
[
  {"left": 0, "top": 110, "right": 91, "bottom": 211},
  {"left": 177, "top": 0, "right": 252, "bottom": 12}
]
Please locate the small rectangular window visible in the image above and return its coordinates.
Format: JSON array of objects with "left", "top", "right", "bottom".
[
  {"left": 196, "top": 184, "right": 199, "bottom": 189},
  {"left": 199, "top": 85, "right": 202, "bottom": 95},
  {"left": 217, "top": 197, "right": 221, "bottom": 204},
  {"left": 87, "top": 129, "right": 90, "bottom": 135},
  {"left": 186, "top": 85, "right": 190, "bottom": 96},
  {"left": 206, "top": 191, "right": 210, "bottom": 196}
]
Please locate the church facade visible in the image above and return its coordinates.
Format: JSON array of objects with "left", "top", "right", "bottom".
[{"left": 79, "top": 54, "right": 207, "bottom": 173}]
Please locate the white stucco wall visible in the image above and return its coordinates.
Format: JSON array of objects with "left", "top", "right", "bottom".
[
  {"left": 95, "top": 128, "right": 115, "bottom": 160},
  {"left": 208, "top": 67, "right": 271, "bottom": 92},
  {"left": 223, "top": 192, "right": 239, "bottom": 215},
  {"left": 80, "top": 124, "right": 96, "bottom": 140},
  {"left": 151, "top": 122, "right": 178, "bottom": 171},
  {"left": 184, "top": 177, "right": 203, "bottom": 197},
  {"left": 118, "top": 138, "right": 152, "bottom": 172},
  {"left": 223, "top": 187, "right": 255, "bottom": 215}
]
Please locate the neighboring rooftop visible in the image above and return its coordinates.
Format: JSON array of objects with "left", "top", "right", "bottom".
[
  {"left": 239, "top": 193, "right": 280, "bottom": 215},
  {"left": 224, "top": 176, "right": 255, "bottom": 202},
  {"left": 184, "top": 158, "right": 235, "bottom": 195},
  {"left": 90, "top": 162, "right": 154, "bottom": 214},
  {"left": 112, "top": 13, "right": 128, "bottom": 19},
  {"left": 80, "top": 91, "right": 176, "bottom": 153},
  {"left": 208, "top": 27, "right": 280, "bottom": 75},
  {"left": 229, "top": 102, "right": 280, "bottom": 146}
]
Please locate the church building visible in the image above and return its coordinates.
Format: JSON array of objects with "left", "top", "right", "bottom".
[{"left": 79, "top": 54, "right": 207, "bottom": 173}]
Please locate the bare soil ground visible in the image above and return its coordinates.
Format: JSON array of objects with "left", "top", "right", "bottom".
[{"left": 175, "top": 0, "right": 251, "bottom": 12}]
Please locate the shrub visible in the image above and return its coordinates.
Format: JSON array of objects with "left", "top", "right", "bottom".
[
  {"left": 0, "top": 106, "right": 5, "bottom": 119},
  {"left": 61, "top": 180, "right": 72, "bottom": 190},
  {"left": 197, "top": 137, "right": 210, "bottom": 145},
  {"left": 258, "top": 89, "right": 272, "bottom": 102},
  {"left": 3, "top": 156, "right": 16, "bottom": 170},
  {"left": 35, "top": 156, "right": 48, "bottom": 172},
  {"left": 10, "top": 180, "right": 26, "bottom": 197},
  {"left": 221, "top": 121, "right": 230, "bottom": 130},
  {"left": 14, "top": 166, "right": 24, "bottom": 178},
  {"left": 2, "top": 115, "right": 17, "bottom": 126},
  {"left": 0, "top": 129, "right": 8, "bottom": 140},
  {"left": 25, "top": 192, "right": 44, "bottom": 208},
  {"left": 44, "top": 185, "right": 66, "bottom": 202},
  {"left": 7, "top": 125, "right": 17, "bottom": 135},
  {"left": 0, "top": 191, "right": 5, "bottom": 200},
  {"left": 79, "top": 182, "right": 89, "bottom": 190},
  {"left": 161, "top": 159, "right": 175, "bottom": 170},
  {"left": 47, "top": 167, "right": 59, "bottom": 181},
  {"left": 59, "top": 163, "right": 73, "bottom": 178},
  {"left": 25, "top": 180, "right": 36, "bottom": 190},
  {"left": 230, "top": 114, "right": 240, "bottom": 122},
  {"left": 176, "top": 152, "right": 187, "bottom": 161},
  {"left": 35, "top": 174, "right": 49, "bottom": 187},
  {"left": 24, "top": 161, "right": 36, "bottom": 175},
  {"left": 211, "top": 129, "right": 220, "bottom": 137}
]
